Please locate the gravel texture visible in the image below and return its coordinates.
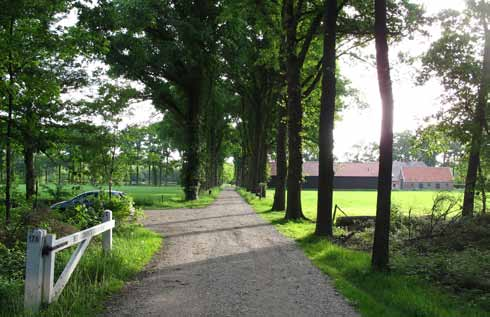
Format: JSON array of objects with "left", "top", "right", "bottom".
[{"left": 104, "top": 188, "right": 359, "bottom": 317}]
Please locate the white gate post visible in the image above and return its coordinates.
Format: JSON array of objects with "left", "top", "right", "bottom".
[
  {"left": 42, "top": 234, "right": 56, "bottom": 304},
  {"left": 24, "top": 229, "right": 47, "bottom": 313},
  {"left": 103, "top": 210, "right": 113, "bottom": 253}
]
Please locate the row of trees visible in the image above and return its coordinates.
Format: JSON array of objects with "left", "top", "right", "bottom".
[
  {"left": 343, "top": 130, "right": 464, "bottom": 168},
  {"left": 227, "top": 0, "right": 489, "bottom": 270},
  {"left": 219, "top": 0, "right": 423, "bottom": 270},
  {"left": 0, "top": 124, "right": 180, "bottom": 191},
  {"left": 1, "top": 0, "right": 488, "bottom": 272},
  {"left": 1, "top": 0, "right": 235, "bottom": 223}
]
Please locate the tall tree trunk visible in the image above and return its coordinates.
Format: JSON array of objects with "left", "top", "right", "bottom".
[
  {"left": 479, "top": 165, "right": 487, "bottom": 213},
  {"left": 315, "top": 0, "right": 338, "bottom": 237},
  {"left": 5, "top": 18, "right": 14, "bottom": 224},
  {"left": 462, "top": 16, "right": 490, "bottom": 217},
  {"left": 109, "top": 146, "right": 115, "bottom": 199},
  {"left": 284, "top": 0, "right": 304, "bottom": 220},
  {"left": 5, "top": 84, "right": 13, "bottom": 225},
  {"left": 136, "top": 145, "right": 140, "bottom": 185},
  {"left": 165, "top": 154, "right": 169, "bottom": 186},
  {"left": 24, "top": 141, "right": 36, "bottom": 201},
  {"left": 159, "top": 163, "right": 162, "bottom": 186},
  {"left": 152, "top": 164, "right": 156, "bottom": 186},
  {"left": 148, "top": 164, "right": 151, "bottom": 185},
  {"left": 183, "top": 93, "right": 201, "bottom": 200},
  {"left": 372, "top": 0, "right": 394, "bottom": 271},
  {"left": 258, "top": 141, "right": 268, "bottom": 196},
  {"left": 272, "top": 104, "right": 287, "bottom": 211},
  {"left": 0, "top": 144, "right": 3, "bottom": 185}
]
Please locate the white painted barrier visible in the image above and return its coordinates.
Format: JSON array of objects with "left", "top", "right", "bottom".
[{"left": 24, "top": 210, "right": 115, "bottom": 313}]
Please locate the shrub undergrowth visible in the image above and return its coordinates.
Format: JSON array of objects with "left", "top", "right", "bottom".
[{"left": 0, "top": 190, "right": 162, "bottom": 316}]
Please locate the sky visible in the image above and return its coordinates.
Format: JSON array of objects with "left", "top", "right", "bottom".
[
  {"left": 334, "top": 0, "right": 467, "bottom": 159},
  {"left": 105, "top": 0, "right": 468, "bottom": 159}
]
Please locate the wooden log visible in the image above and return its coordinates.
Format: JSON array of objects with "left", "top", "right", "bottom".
[{"left": 335, "top": 216, "right": 376, "bottom": 230}]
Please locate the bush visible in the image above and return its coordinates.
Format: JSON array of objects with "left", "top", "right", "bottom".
[
  {"left": 0, "top": 242, "right": 25, "bottom": 281},
  {"left": 62, "top": 204, "right": 103, "bottom": 229},
  {"left": 59, "top": 193, "right": 137, "bottom": 230}
]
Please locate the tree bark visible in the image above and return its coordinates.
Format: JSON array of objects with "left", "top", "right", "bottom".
[
  {"left": 5, "top": 17, "right": 14, "bottom": 224},
  {"left": 372, "top": 0, "right": 394, "bottom": 271},
  {"left": 284, "top": 0, "right": 304, "bottom": 220},
  {"left": 183, "top": 93, "right": 201, "bottom": 200},
  {"left": 136, "top": 144, "right": 140, "bottom": 185},
  {"left": 159, "top": 163, "right": 162, "bottom": 186},
  {"left": 315, "top": 0, "right": 338, "bottom": 237},
  {"left": 109, "top": 146, "right": 115, "bottom": 199},
  {"left": 272, "top": 104, "right": 287, "bottom": 211},
  {"left": 24, "top": 141, "right": 36, "bottom": 201},
  {"left": 148, "top": 164, "right": 151, "bottom": 185},
  {"left": 462, "top": 16, "right": 490, "bottom": 217},
  {"left": 479, "top": 165, "right": 487, "bottom": 214},
  {"left": 5, "top": 84, "right": 13, "bottom": 225},
  {"left": 165, "top": 153, "right": 169, "bottom": 186}
]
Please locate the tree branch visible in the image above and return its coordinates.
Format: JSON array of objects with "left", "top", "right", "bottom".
[
  {"left": 298, "top": 10, "right": 323, "bottom": 68},
  {"left": 303, "top": 63, "right": 323, "bottom": 98}
]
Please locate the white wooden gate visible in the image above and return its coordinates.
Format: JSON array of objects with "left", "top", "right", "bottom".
[{"left": 24, "top": 210, "right": 115, "bottom": 313}]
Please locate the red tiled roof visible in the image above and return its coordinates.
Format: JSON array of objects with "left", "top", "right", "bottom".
[
  {"left": 270, "top": 161, "right": 379, "bottom": 177},
  {"left": 269, "top": 161, "right": 319, "bottom": 176},
  {"left": 303, "top": 161, "right": 319, "bottom": 176},
  {"left": 401, "top": 167, "right": 453, "bottom": 182},
  {"left": 334, "top": 162, "right": 379, "bottom": 177}
]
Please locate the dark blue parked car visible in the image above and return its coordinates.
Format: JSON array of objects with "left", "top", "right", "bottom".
[{"left": 50, "top": 190, "right": 126, "bottom": 211}]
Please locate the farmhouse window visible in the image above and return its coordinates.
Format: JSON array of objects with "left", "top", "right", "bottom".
[{"left": 436, "top": 183, "right": 440, "bottom": 189}]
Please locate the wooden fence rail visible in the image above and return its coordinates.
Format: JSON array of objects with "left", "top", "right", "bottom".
[{"left": 24, "top": 210, "right": 115, "bottom": 313}]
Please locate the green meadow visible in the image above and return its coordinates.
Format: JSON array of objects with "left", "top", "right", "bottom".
[{"left": 263, "top": 189, "right": 464, "bottom": 218}]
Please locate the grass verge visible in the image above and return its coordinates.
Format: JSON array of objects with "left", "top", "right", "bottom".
[
  {"left": 0, "top": 224, "right": 161, "bottom": 317},
  {"left": 238, "top": 188, "right": 489, "bottom": 317}
]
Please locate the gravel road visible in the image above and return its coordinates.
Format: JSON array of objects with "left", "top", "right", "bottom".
[{"left": 104, "top": 188, "right": 359, "bottom": 317}]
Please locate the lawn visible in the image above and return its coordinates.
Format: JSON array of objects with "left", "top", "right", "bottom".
[
  {"left": 263, "top": 189, "right": 464, "bottom": 218},
  {"left": 15, "top": 184, "right": 221, "bottom": 209},
  {"left": 238, "top": 189, "right": 489, "bottom": 317}
]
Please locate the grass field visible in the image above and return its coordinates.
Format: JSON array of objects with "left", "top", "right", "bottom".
[
  {"left": 238, "top": 189, "right": 489, "bottom": 317},
  {"left": 262, "top": 189, "right": 464, "bottom": 218},
  {"left": 16, "top": 184, "right": 221, "bottom": 209}
]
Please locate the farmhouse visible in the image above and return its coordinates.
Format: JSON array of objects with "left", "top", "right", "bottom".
[
  {"left": 269, "top": 161, "right": 380, "bottom": 189},
  {"left": 268, "top": 161, "right": 454, "bottom": 190},
  {"left": 392, "top": 161, "right": 427, "bottom": 189},
  {"left": 334, "top": 162, "right": 379, "bottom": 189},
  {"left": 399, "top": 167, "right": 454, "bottom": 190}
]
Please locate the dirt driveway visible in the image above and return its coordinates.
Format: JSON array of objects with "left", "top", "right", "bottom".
[{"left": 104, "top": 188, "right": 358, "bottom": 316}]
